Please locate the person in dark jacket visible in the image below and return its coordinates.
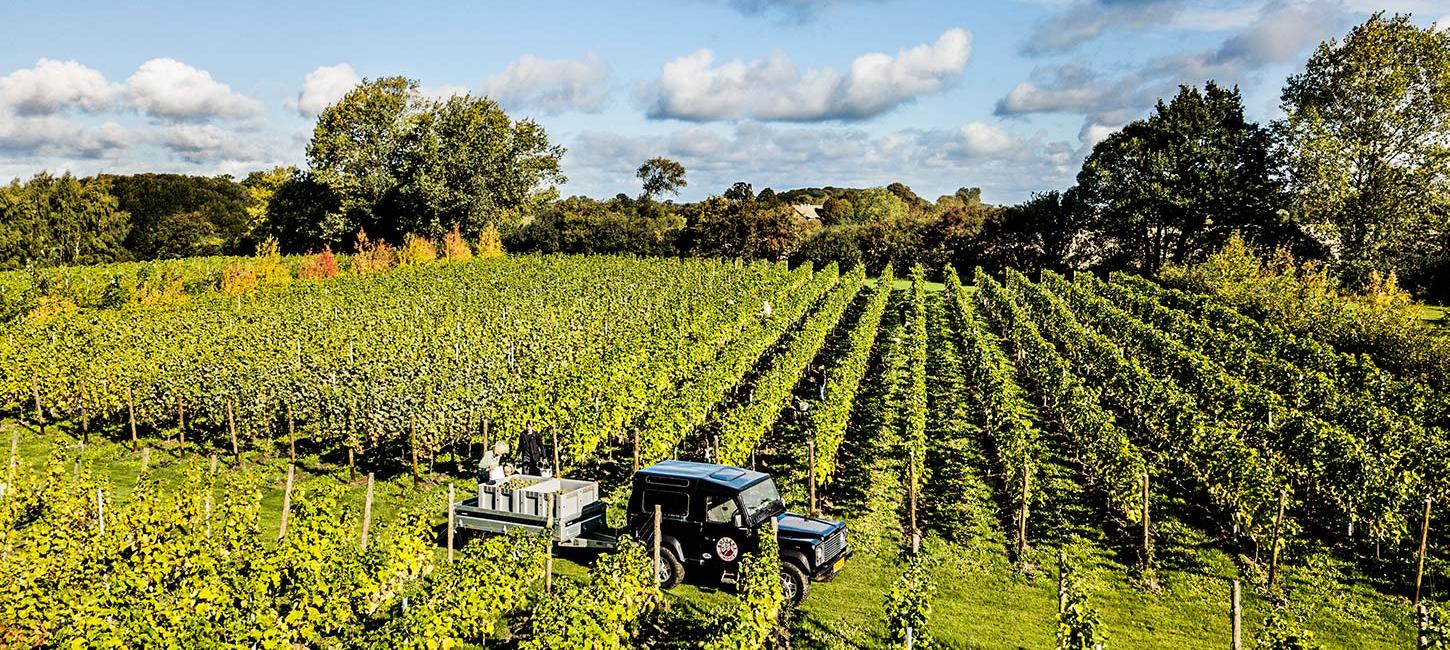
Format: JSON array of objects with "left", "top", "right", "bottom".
[{"left": 517, "top": 423, "right": 546, "bottom": 476}]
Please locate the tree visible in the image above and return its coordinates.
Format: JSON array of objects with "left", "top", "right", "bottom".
[
  {"left": 306, "top": 76, "right": 426, "bottom": 243},
  {"left": 105, "top": 173, "right": 251, "bottom": 258},
  {"left": 820, "top": 197, "right": 854, "bottom": 225},
  {"left": 0, "top": 172, "right": 130, "bottom": 269},
  {"left": 241, "top": 166, "right": 297, "bottom": 250},
  {"left": 637, "top": 158, "right": 687, "bottom": 200},
  {"left": 1279, "top": 13, "right": 1450, "bottom": 290},
  {"left": 305, "top": 78, "right": 565, "bottom": 246},
  {"left": 850, "top": 187, "right": 909, "bottom": 224},
  {"left": 1077, "top": 82, "right": 1295, "bottom": 274},
  {"left": 974, "top": 189, "right": 1091, "bottom": 273},
  {"left": 395, "top": 93, "right": 565, "bottom": 240},
  {"left": 724, "top": 181, "right": 754, "bottom": 203},
  {"left": 683, "top": 196, "right": 817, "bottom": 260}
]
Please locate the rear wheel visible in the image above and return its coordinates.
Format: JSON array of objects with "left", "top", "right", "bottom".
[
  {"left": 656, "top": 548, "right": 685, "bottom": 589},
  {"left": 780, "top": 562, "right": 809, "bottom": 605}
]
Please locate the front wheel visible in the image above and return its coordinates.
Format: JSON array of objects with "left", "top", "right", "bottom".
[
  {"left": 656, "top": 548, "right": 685, "bottom": 589},
  {"left": 780, "top": 562, "right": 809, "bottom": 605}
]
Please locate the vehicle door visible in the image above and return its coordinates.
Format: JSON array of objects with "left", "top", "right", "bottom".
[{"left": 700, "top": 488, "right": 748, "bottom": 570}]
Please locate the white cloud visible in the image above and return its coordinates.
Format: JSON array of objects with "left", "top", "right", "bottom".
[
  {"left": 0, "top": 59, "right": 119, "bottom": 115},
  {"left": 639, "top": 28, "right": 972, "bottom": 121},
  {"left": 953, "top": 122, "right": 1017, "bottom": 158},
  {"left": 484, "top": 53, "right": 609, "bottom": 114},
  {"left": 127, "top": 58, "right": 259, "bottom": 120},
  {"left": 1022, "top": 0, "right": 1181, "bottom": 55},
  {"left": 293, "top": 63, "right": 360, "bottom": 117},
  {"left": 0, "top": 114, "right": 130, "bottom": 158}
]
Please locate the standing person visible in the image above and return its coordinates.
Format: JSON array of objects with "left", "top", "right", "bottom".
[{"left": 517, "top": 423, "right": 545, "bottom": 476}]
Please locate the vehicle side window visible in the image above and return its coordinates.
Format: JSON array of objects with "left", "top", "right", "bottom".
[
  {"left": 643, "top": 489, "right": 689, "bottom": 519},
  {"left": 705, "top": 496, "right": 739, "bottom": 524}
]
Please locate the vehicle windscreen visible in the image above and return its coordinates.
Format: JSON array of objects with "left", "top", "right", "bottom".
[{"left": 740, "top": 478, "right": 783, "bottom": 524}]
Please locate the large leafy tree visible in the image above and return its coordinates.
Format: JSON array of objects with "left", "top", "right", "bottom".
[
  {"left": 1077, "top": 82, "right": 1294, "bottom": 273},
  {"left": 0, "top": 172, "right": 130, "bottom": 269},
  {"left": 306, "top": 76, "right": 423, "bottom": 243},
  {"left": 1279, "top": 13, "right": 1450, "bottom": 289},
  {"left": 396, "top": 94, "right": 565, "bottom": 240},
  {"left": 306, "top": 77, "right": 564, "bottom": 245}
]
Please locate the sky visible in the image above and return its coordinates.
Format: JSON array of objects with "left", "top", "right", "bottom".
[{"left": 2, "top": 0, "right": 1446, "bottom": 205}]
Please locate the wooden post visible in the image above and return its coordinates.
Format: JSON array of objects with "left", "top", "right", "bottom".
[
  {"left": 1416, "top": 496, "right": 1433, "bottom": 605},
  {"left": 653, "top": 504, "right": 662, "bottom": 581},
  {"left": 1231, "top": 579, "right": 1242, "bottom": 650},
  {"left": 447, "top": 483, "right": 456, "bottom": 564},
  {"left": 1057, "top": 550, "right": 1067, "bottom": 614},
  {"left": 6, "top": 429, "right": 16, "bottom": 484},
  {"left": 209, "top": 454, "right": 217, "bottom": 475},
  {"left": 226, "top": 400, "right": 239, "bottom": 464},
  {"left": 545, "top": 493, "right": 555, "bottom": 593},
  {"left": 360, "top": 472, "right": 374, "bottom": 551},
  {"left": 632, "top": 428, "right": 640, "bottom": 472},
  {"left": 127, "top": 387, "right": 138, "bottom": 452},
  {"left": 287, "top": 403, "right": 296, "bottom": 463},
  {"left": 278, "top": 464, "right": 295, "bottom": 540},
  {"left": 905, "top": 626, "right": 914, "bottom": 650},
  {"left": 1018, "top": 459, "right": 1030, "bottom": 559},
  {"left": 204, "top": 492, "right": 213, "bottom": 538},
  {"left": 552, "top": 427, "right": 560, "bottom": 477},
  {"left": 141, "top": 447, "right": 151, "bottom": 472},
  {"left": 177, "top": 395, "right": 185, "bottom": 453},
  {"left": 409, "top": 415, "right": 419, "bottom": 481},
  {"left": 79, "top": 395, "right": 89, "bottom": 445},
  {"left": 808, "top": 440, "right": 817, "bottom": 518},
  {"left": 96, "top": 487, "right": 104, "bottom": 536},
  {"left": 1142, "top": 470, "right": 1151, "bottom": 568},
  {"left": 30, "top": 374, "right": 45, "bottom": 437},
  {"left": 348, "top": 446, "right": 356, "bottom": 481},
  {"left": 908, "top": 450, "right": 919, "bottom": 554},
  {"left": 1269, "top": 488, "right": 1287, "bottom": 590}
]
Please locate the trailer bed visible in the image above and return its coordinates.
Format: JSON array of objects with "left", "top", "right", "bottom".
[{"left": 453, "top": 474, "right": 615, "bottom": 548}]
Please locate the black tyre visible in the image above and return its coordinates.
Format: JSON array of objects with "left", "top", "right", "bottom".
[
  {"left": 780, "top": 562, "right": 809, "bottom": 605},
  {"left": 656, "top": 548, "right": 685, "bottom": 589}
]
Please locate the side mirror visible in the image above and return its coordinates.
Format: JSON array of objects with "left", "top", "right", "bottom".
[{"left": 732, "top": 513, "right": 744, "bottom": 529}]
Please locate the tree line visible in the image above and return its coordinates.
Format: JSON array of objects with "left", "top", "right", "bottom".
[{"left": 2, "top": 14, "right": 1446, "bottom": 299}]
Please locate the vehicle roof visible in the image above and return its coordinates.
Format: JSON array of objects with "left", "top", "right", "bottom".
[{"left": 637, "top": 460, "right": 769, "bottom": 491}]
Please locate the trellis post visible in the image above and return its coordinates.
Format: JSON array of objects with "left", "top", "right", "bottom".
[{"left": 278, "top": 464, "right": 295, "bottom": 540}]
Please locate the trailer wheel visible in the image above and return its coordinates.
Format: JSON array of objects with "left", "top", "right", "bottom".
[
  {"left": 656, "top": 548, "right": 685, "bottom": 589},
  {"left": 780, "top": 562, "right": 809, "bottom": 605}
]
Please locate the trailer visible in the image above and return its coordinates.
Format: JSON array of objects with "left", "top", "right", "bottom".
[{"left": 453, "top": 474, "right": 618, "bottom": 548}]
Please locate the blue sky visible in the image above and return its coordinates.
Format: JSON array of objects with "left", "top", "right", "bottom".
[{"left": 2, "top": 0, "right": 1445, "bottom": 204}]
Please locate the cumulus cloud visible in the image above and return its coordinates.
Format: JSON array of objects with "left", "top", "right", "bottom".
[
  {"left": 483, "top": 53, "right": 610, "bottom": 114},
  {"left": 0, "top": 59, "right": 119, "bottom": 115},
  {"left": 127, "top": 58, "right": 259, "bottom": 120},
  {"left": 640, "top": 28, "right": 971, "bottom": 122},
  {"left": 292, "top": 63, "right": 360, "bottom": 117}
]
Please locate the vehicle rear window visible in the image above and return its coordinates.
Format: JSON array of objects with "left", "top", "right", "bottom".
[{"left": 643, "top": 489, "right": 689, "bottom": 519}]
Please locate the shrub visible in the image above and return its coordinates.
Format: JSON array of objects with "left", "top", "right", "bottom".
[
  {"left": 350, "top": 229, "right": 395, "bottom": 275},
  {"left": 443, "top": 225, "right": 472, "bottom": 262},
  {"left": 221, "top": 238, "right": 292, "bottom": 295},
  {"left": 135, "top": 262, "right": 187, "bottom": 306},
  {"left": 398, "top": 234, "right": 437, "bottom": 267},
  {"left": 477, "top": 222, "right": 505, "bottom": 258},
  {"left": 702, "top": 528, "right": 783, "bottom": 649},
  {"left": 1257, "top": 608, "right": 1321, "bottom": 650},
  {"left": 1162, "top": 232, "right": 1450, "bottom": 386},
  {"left": 298, "top": 247, "right": 341, "bottom": 280}
]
